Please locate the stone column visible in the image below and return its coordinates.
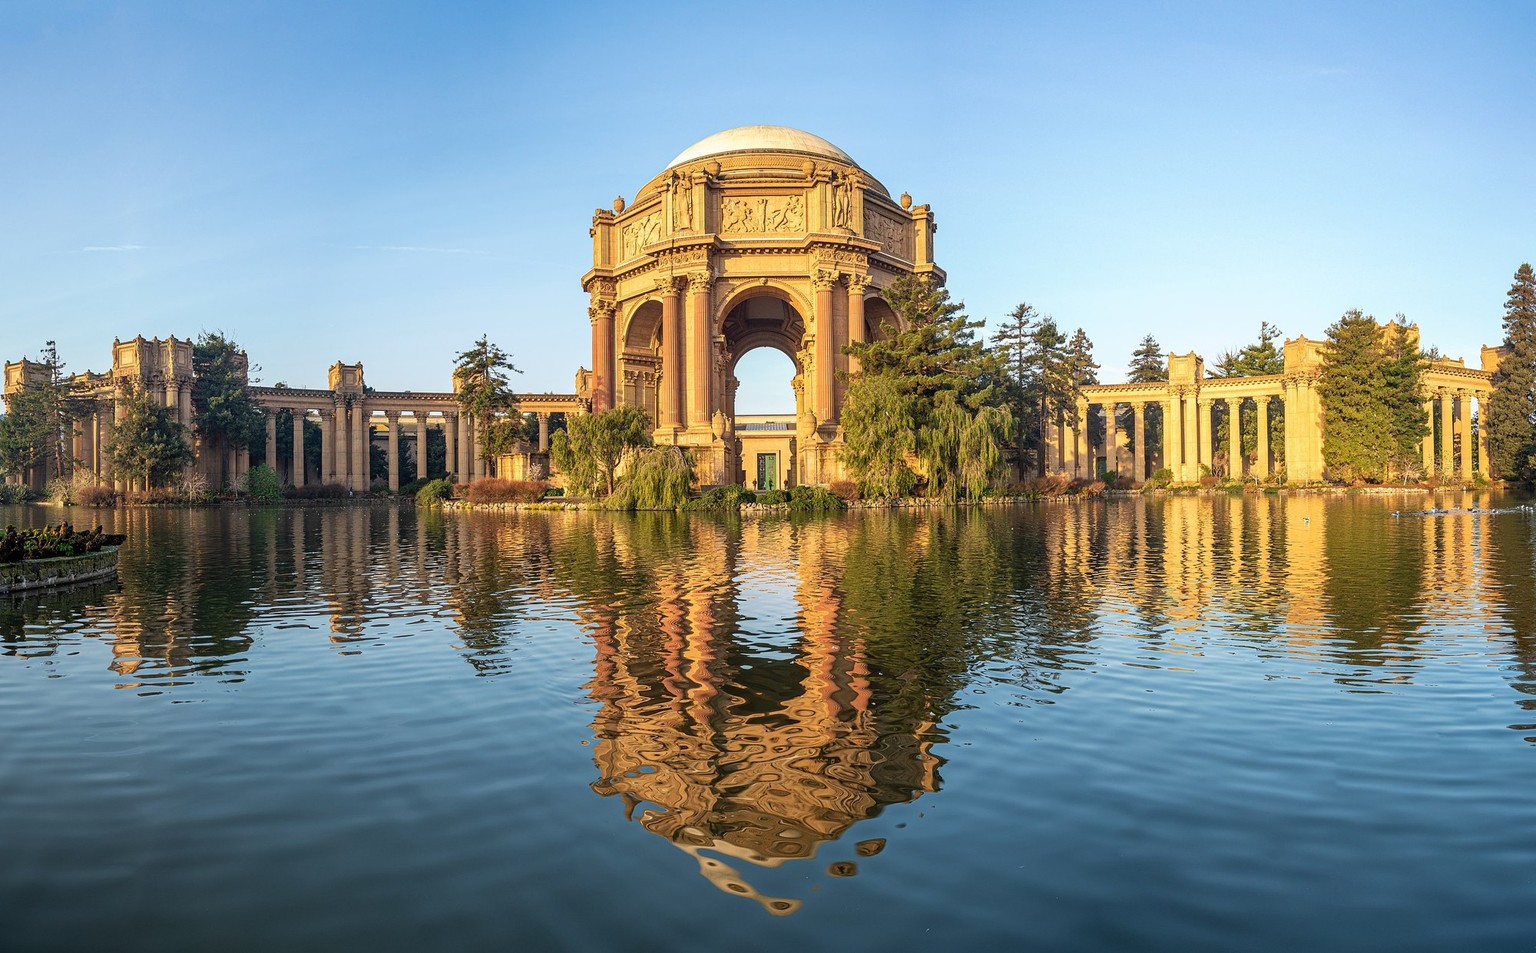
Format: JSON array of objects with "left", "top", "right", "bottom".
[
  {"left": 319, "top": 409, "right": 334, "bottom": 485},
  {"left": 455, "top": 413, "right": 468, "bottom": 480},
  {"left": 658, "top": 279, "right": 683, "bottom": 430},
  {"left": 1196, "top": 398, "right": 1213, "bottom": 476},
  {"left": 1075, "top": 397, "right": 1090, "bottom": 478},
  {"left": 1106, "top": 402, "right": 1123, "bottom": 478},
  {"left": 444, "top": 413, "right": 458, "bottom": 481},
  {"left": 352, "top": 404, "right": 368, "bottom": 491},
  {"left": 814, "top": 269, "right": 837, "bottom": 425},
  {"left": 292, "top": 410, "right": 306, "bottom": 486},
  {"left": 1061, "top": 412, "right": 1076, "bottom": 477},
  {"left": 1165, "top": 394, "right": 1181, "bottom": 481},
  {"left": 417, "top": 412, "right": 430, "bottom": 481},
  {"left": 1131, "top": 402, "right": 1146, "bottom": 482},
  {"left": 1438, "top": 390, "right": 1453, "bottom": 476},
  {"left": 1477, "top": 394, "right": 1491, "bottom": 478},
  {"left": 1255, "top": 397, "right": 1271, "bottom": 480},
  {"left": 1456, "top": 389, "right": 1473, "bottom": 480},
  {"left": 386, "top": 411, "right": 401, "bottom": 492},
  {"left": 846, "top": 275, "right": 869, "bottom": 376},
  {"left": 1182, "top": 394, "right": 1199, "bottom": 481},
  {"left": 537, "top": 413, "right": 550, "bottom": 454},
  {"left": 264, "top": 410, "right": 277, "bottom": 473},
  {"left": 1421, "top": 399, "right": 1436, "bottom": 473},
  {"left": 1227, "top": 398, "right": 1243, "bottom": 479},
  {"left": 236, "top": 446, "right": 249, "bottom": 485},
  {"left": 687, "top": 273, "right": 712, "bottom": 429},
  {"left": 589, "top": 302, "right": 616, "bottom": 414}
]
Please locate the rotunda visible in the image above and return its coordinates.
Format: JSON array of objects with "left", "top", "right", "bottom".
[{"left": 581, "top": 125, "right": 942, "bottom": 486}]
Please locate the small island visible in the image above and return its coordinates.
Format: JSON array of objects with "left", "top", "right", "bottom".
[{"left": 0, "top": 523, "right": 125, "bottom": 594}]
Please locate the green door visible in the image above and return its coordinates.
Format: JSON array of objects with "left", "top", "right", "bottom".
[{"left": 757, "top": 453, "right": 778, "bottom": 491}]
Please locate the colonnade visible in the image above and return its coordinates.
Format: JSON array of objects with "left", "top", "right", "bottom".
[{"left": 1421, "top": 387, "right": 1490, "bottom": 480}]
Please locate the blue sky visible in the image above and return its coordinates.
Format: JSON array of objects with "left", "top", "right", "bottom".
[{"left": 3, "top": 1, "right": 1532, "bottom": 413}]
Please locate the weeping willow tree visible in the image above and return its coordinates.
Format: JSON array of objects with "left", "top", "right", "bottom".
[
  {"left": 606, "top": 446, "right": 693, "bottom": 511},
  {"left": 842, "top": 276, "right": 1014, "bottom": 500},
  {"left": 839, "top": 374, "right": 919, "bottom": 498}
]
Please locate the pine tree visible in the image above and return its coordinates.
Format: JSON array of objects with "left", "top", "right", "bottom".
[
  {"left": 1317, "top": 311, "right": 1426, "bottom": 483},
  {"left": 989, "top": 302, "right": 1039, "bottom": 469},
  {"left": 0, "top": 342, "right": 84, "bottom": 483},
  {"left": 1027, "top": 317, "right": 1070, "bottom": 474},
  {"left": 1486, "top": 263, "right": 1536, "bottom": 481},
  {"left": 1213, "top": 322, "right": 1285, "bottom": 377},
  {"left": 453, "top": 336, "right": 523, "bottom": 469},
  {"left": 1066, "top": 328, "right": 1100, "bottom": 449},
  {"left": 1127, "top": 335, "right": 1166, "bottom": 384},
  {"left": 107, "top": 382, "right": 194, "bottom": 488},
  {"left": 193, "top": 332, "right": 264, "bottom": 486},
  {"left": 1122, "top": 336, "right": 1166, "bottom": 467},
  {"left": 842, "top": 276, "right": 1012, "bottom": 498}
]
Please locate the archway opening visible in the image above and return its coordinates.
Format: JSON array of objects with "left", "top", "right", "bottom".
[{"left": 721, "top": 293, "right": 806, "bottom": 490}]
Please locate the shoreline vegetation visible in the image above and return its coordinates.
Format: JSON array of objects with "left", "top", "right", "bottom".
[{"left": 2, "top": 472, "right": 1518, "bottom": 514}]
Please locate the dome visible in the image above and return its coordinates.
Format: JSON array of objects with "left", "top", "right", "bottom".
[{"left": 667, "top": 125, "right": 857, "bottom": 169}]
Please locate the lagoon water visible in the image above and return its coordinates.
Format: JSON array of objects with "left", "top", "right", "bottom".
[{"left": 2, "top": 492, "right": 1534, "bottom": 951}]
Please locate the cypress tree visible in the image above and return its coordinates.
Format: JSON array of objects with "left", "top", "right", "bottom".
[
  {"left": 1486, "top": 263, "right": 1536, "bottom": 481},
  {"left": 1317, "top": 311, "right": 1426, "bottom": 483}
]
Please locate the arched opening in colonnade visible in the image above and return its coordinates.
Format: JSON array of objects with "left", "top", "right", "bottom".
[{"left": 720, "top": 291, "right": 806, "bottom": 489}]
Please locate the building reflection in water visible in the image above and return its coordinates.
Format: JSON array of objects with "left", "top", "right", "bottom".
[{"left": 3, "top": 491, "right": 1536, "bottom": 900}]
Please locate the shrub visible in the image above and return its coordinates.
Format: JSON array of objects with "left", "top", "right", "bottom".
[
  {"left": 827, "top": 480, "right": 861, "bottom": 503},
  {"left": 283, "top": 482, "right": 349, "bottom": 500},
  {"left": 759, "top": 488, "right": 790, "bottom": 506},
  {"left": 75, "top": 484, "right": 115, "bottom": 507},
  {"left": 0, "top": 483, "right": 34, "bottom": 504},
  {"left": 452, "top": 483, "right": 470, "bottom": 499},
  {"left": 1146, "top": 468, "right": 1174, "bottom": 488},
  {"left": 399, "top": 477, "right": 430, "bottom": 497},
  {"left": 1083, "top": 480, "right": 1108, "bottom": 497},
  {"left": 246, "top": 464, "right": 283, "bottom": 504},
  {"left": 414, "top": 478, "right": 453, "bottom": 506},
  {"left": 607, "top": 447, "right": 692, "bottom": 511},
  {"left": 785, "top": 485, "right": 846, "bottom": 513},
  {"left": 466, "top": 478, "right": 548, "bottom": 505},
  {"left": 1021, "top": 474, "right": 1073, "bottom": 497},
  {"left": 686, "top": 484, "right": 756, "bottom": 512}
]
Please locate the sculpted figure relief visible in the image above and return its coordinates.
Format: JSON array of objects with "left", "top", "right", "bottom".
[
  {"left": 622, "top": 210, "right": 663, "bottom": 259},
  {"left": 670, "top": 171, "right": 693, "bottom": 231},
  {"left": 865, "top": 212, "right": 909, "bottom": 258},
  {"left": 720, "top": 195, "right": 806, "bottom": 234}
]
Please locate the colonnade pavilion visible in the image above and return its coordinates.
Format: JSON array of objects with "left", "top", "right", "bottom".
[
  {"left": 0, "top": 125, "right": 1507, "bottom": 492},
  {"left": 2, "top": 335, "right": 582, "bottom": 493}
]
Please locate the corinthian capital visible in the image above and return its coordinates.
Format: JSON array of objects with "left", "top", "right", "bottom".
[
  {"left": 812, "top": 269, "right": 839, "bottom": 291},
  {"left": 685, "top": 272, "right": 712, "bottom": 295},
  {"left": 587, "top": 302, "right": 616, "bottom": 325}
]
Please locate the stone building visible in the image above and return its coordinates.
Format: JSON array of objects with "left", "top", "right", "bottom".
[
  {"left": 3, "top": 337, "right": 582, "bottom": 493},
  {"left": 1050, "top": 331, "right": 1501, "bottom": 484},
  {"left": 581, "top": 125, "right": 941, "bottom": 487}
]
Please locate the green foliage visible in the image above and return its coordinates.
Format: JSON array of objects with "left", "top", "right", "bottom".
[
  {"left": 1146, "top": 467, "right": 1174, "bottom": 488},
  {"left": 107, "top": 383, "right": 194, "bottom": 488},
  {"left": 414, "top": 478, "right": 453, "bottom": 506},
  {"left": 843, "top": 276, "right": 1013, "bottom": 500},
  {"left": 784, "top": 484, "right": 847, "bottom": 512},
  {"left": 758, "top": 488, "right": 791, "bottom": 506},
  {"left": 283, "top": 482, "right": 349, "bottom": 500},
  {"left": 1127, "top": 335, "right": 1168, "bottom": 383},
  {"left": 0, "top": 342, "right": 85, "bottom": 481},
  {"left": 685, "top": 484, "right": 756, "bottom": 512},
  {"left": 192, "top": 333, "right": 265, "bottom": 476},
  {"left": 606, "top": 447, "right": 692, "bottom": 511},
  {"left": 0, "top": 483, "right": 36, "bottom": 503},
  {"left": 453, "top": 336, "right": 522, "bottom": 466},
  {"left": 550, "top": 405, "right": 652, "bottom": 497},
  {"left": 1486, "top": 263, "right": 1536, "bottom": 481},
  {"left": 245, "top": 464, "right": 283, "bottom": 504},
  {"left": 1213, "top": 322, "right": 1285, "bottom": 377},
  {"left": 466, "top": 478, "right": 547, "bottom": 504},
  {"left": 1317, "top": 312, "right": 1428, "bottom": 483},
  {"left": 989, "top": 302, "right": 1041, "bottom": 468},
  {"left": 839, "top": 374, "right": 918, "bottom": 498}
]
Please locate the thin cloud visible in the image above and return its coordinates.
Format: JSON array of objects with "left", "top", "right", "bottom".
[
  {"left": 344, "top": 244, "right": 490, "bottom": 256},
  {"left": 76, "top": 244, "right": 147, "bottom": 253}
]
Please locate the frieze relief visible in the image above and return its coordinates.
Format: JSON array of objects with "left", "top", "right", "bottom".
[
  {"left": 864, "top": 211, "right": 910, "bottom": 258},
  {"left": 622, "top": 210, "right": 663, "bottom": 259},
  {"left": 721, "top": 194, "right": 806, "bottom": 234}
]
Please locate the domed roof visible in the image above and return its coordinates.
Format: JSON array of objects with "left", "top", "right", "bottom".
[{"left": 667, "top": 125, "right": 857, "bottom": 169}]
